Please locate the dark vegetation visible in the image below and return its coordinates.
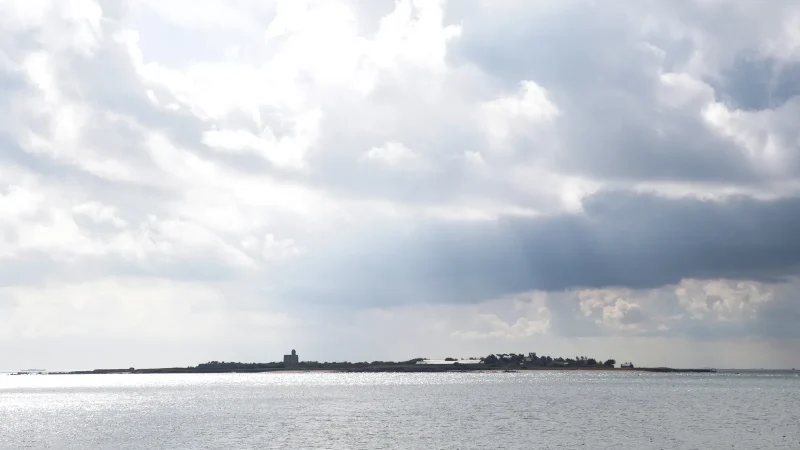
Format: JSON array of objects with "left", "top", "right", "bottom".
[{"left": 479, "top": 353, "right": 616, "bottom": 368}]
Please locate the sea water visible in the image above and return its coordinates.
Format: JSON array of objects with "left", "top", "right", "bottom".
[{"left": 1, "top": 371, "right": 798, "bottom": 449}]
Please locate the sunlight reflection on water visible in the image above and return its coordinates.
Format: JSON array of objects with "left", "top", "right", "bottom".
[{"left": 1, "top": 371, "right": 798, "bottom": 449}]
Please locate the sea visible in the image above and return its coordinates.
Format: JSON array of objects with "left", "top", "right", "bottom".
[{"left": 1, "top": 370, "right": 798, "bottom": 449}]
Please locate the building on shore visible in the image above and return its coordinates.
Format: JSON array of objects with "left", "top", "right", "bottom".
[
  {"left": 283, "top": 349, "right": 299, "bottom": 367},
  {"left": 415, "top": 359, "right": 482, "bottom": 365}
]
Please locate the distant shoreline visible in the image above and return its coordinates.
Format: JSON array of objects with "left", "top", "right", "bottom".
[{"left": 38, "top": 365, "right": 716, "bottom": 375}]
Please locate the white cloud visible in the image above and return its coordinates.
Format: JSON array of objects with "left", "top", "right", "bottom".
[
  {"left": 451, "top": 312, "right": 551, "bottom": 341},
  {"left": 73, "top": 202, "right": 128, "bottom": 228},
  {"left": 703, "top": 99, "right": 800, "bottom": 176},
  {"left": 579, "top": 288, "right": 648, "bottom": 331},
  {"left": 0, "top": 0, "right": 103, "bottom": 54},
  {"left": 1, "top": 0, "right": 800, "bottom": 369},
  {"left": 132, "top": 0, "right": 259, "bottom": 31},
  {"left": 359, "top": 141, "right": 429, "bottom": 171},
  {"left": 675, "top": 279, "right": 773, "bottom": 322},
  {"left": 202, "top": 111, "right": 321, "bottom": 170},
  {"left": 482, "top": 80, "right": 559, "bottom": 145}
]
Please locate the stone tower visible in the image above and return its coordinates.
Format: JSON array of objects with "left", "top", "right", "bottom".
[{"left": 283, "top": 349, "right": 299, "bottom": 366}]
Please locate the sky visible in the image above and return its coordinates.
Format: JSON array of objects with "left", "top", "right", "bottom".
[{"left": 1, "top": 0, "right": 800, "bottom": 371}]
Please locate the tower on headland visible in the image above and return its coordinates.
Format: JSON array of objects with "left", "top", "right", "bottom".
[{"left": 283, "top": 349, "right": 299, "bottom": 367}]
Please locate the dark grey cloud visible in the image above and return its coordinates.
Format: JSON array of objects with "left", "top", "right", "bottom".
[
  {"left": 273, "top": 191, "right": 800, "bottom": 306},
  {"left": 717, "top": 55, "right": 800, "bottom": 111}
]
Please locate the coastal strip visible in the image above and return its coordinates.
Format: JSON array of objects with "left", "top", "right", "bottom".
[
  {"left": 44, "top": 365, "right": 715, "bottom": 375},
  {"left": 27, "top": 351, "right": 716, "bottom": 375}
]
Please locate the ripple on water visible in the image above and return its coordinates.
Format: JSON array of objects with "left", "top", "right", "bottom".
[{"left": 1, "top": 372, "right": 798, "bottom": 449}]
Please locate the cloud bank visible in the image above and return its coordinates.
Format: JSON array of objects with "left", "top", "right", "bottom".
[{"left": 1, "top": 0, "right": 799, "bottom": 369}]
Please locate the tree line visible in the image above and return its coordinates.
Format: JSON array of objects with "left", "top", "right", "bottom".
[{"left": 480, "top": 353, "right": 616, "bottom": 367}]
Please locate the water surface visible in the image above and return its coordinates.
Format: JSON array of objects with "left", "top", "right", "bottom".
[{"left": 1, "top": 371, "right": 798, "bottom": 449}]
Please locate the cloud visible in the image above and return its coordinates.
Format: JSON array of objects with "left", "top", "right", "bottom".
[
  {"left": 359, "top": 141, "right": 430, "bottom": 171},
  {"left": 1, "top": 0, "right": 800, "bottom": 368},
  {"left": 481, "top": 80, "right": 559, "bottom": 145},
  {"left": 271, "top": 191, "right": 800, "bottom": 307},
  {"left": 447, "top": 0, "right": 800, "bottom": 185}
]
